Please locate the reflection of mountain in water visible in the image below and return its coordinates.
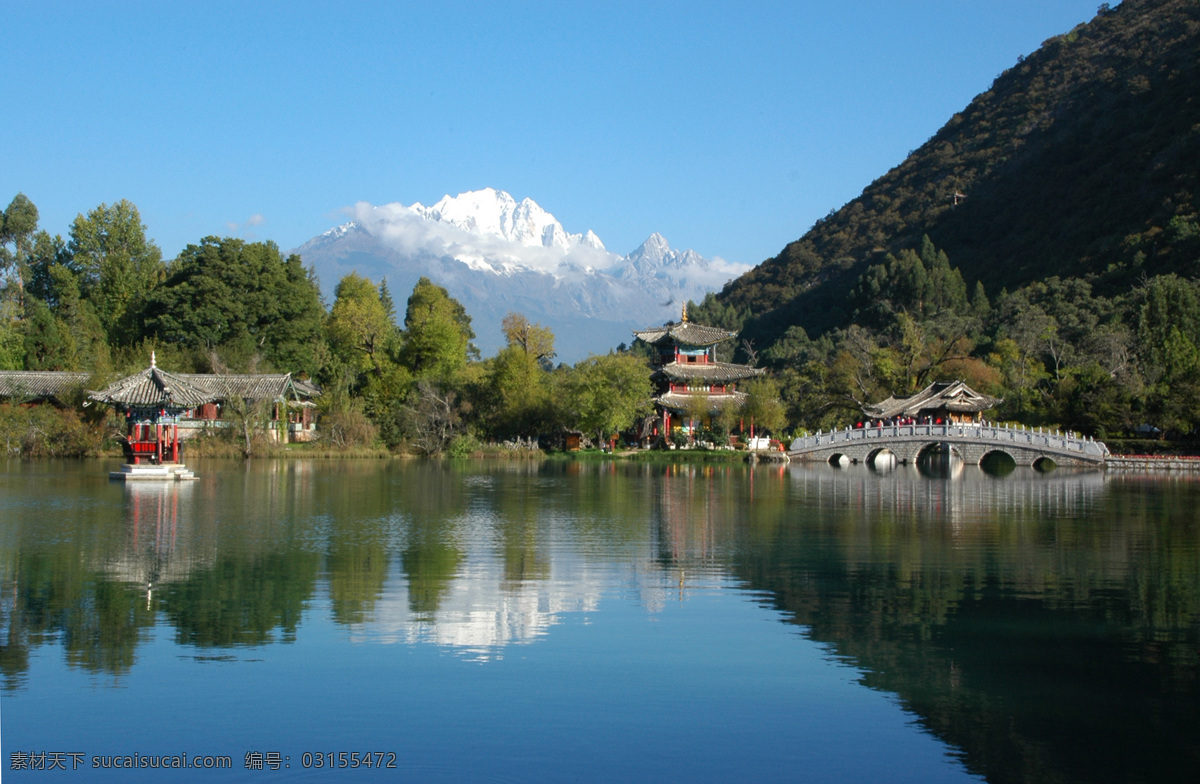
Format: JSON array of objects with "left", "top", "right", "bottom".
[
  {"left": 3, "top": 461, "right": 1198, "bottom": 783},
  {"left": 349, "top": 554, "right": 605, "bottom": 661}
]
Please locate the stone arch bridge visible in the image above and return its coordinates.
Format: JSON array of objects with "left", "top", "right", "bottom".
[{"left": 788, "top": 422, "right": 1109, "bottom": 468}]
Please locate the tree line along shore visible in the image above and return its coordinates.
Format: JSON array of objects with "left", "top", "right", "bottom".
[
  {"left": 3, "top": 193, "right": 1197, "bottom": 460},
  {"left": 0, "top": 195, "right": 786, "bottom": 459}
]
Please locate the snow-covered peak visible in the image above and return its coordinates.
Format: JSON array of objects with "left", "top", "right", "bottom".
[
  {"left": 410, "top": 188, "right": 594, "bottom": 253},
  {"left": 323, "top": 221, "right": 358, "bottom": 239},
  {"left": 631, "top": 232, "right": 672, "bottom": 263},
  {"left": 581, "top": 230, "right": 606, "bottom": 251},
  {"left": 323, "top": 189, "right": 749, "bottom": 288}
]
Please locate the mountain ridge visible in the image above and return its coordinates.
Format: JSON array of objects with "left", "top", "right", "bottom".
[{"left": 294, "top": 189, "right": 748, "bottom": 361}]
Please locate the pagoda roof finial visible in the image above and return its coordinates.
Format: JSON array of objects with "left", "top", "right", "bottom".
[
  {"left": 681, "top": 303, "right": 688, "bottom": 323},
  {"left": 151, "top": 350, "right": 157, "bottom": 369}
]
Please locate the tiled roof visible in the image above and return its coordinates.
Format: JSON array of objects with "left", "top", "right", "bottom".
[
  {"left": 0, "top": 371, "right": 91, "bottom": 400},
  {"left": 654, "top": 391, "right": 748, "bottom": 413},
  {"left": 633, "top": 321, "right": 738, "bottom": 348},
  {"left": 89, "top": 369, "right": 321, "bottom": 410},
  {"left": 89, "top": 367, "right": 218, "bottom": 409},
  {"left": 864, "top": 380, "right": 1002, "bottom": 419},
  {"left": 291, "top": 377, "right": 322, "bottom": 398},
  {"left": 178, "top": 374, "right": 320, "bottom": 402},
  {"left": 657, "top": 361, "right": 764, "bottom": 383}
]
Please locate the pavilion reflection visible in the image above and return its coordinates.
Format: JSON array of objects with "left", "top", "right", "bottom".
[{"left": 100, "top": 482, "right": 211, "bottom": 604}]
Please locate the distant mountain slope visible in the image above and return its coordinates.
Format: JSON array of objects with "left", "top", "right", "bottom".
[
  {"left": 721, "top": 0, "right": 1200, "bottom": 351},
  {"left": 294, "top": 189, "right": 748, "bottom": 361}
]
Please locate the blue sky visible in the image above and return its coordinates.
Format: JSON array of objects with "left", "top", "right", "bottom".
[{"left": 7, "top": 1, "right": 1105, "bottom": 270}]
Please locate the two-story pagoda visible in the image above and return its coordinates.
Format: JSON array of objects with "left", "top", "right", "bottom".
[{"left": 633, "top": 307, "right": 764, "bottom": 441}]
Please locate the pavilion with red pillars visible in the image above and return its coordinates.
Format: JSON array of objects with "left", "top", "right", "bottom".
[
  {"left": 632, "top": 305, "right": 765, "bottom": 446},
  {"left": 88, "top": 353, "right": 215, "bottom": 477}
]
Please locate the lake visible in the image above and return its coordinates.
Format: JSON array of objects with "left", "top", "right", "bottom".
[{"left": 2, "top": 457, "right": 1198, "bottom": 782}]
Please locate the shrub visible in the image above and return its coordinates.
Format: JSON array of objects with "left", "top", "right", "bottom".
[
  {"left": 321, "top": 408, "right": 379, "bottom": 450},
  {"left": 446, "top": 433, "right": 481, "bottom": 459},
  {"left": 0, "top": 404, "right": 105, "bottom": 458}
]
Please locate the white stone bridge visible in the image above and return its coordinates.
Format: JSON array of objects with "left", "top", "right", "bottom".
[{"left": 788, "top": 422, "right": 1110, "bottom": 468}]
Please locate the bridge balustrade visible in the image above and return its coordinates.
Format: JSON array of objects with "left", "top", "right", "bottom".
[{"left": 789, "top": 422, "right": 1109, "bottom": 463}]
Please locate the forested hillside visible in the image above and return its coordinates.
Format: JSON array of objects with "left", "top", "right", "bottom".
[
  {"left": 693, "top": 0, "right": 1200, "bottom": 438},
  {"left": 721, "top": 0, "right": 1198, "bottom": 342}
]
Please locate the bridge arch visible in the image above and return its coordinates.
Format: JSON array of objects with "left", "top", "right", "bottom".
[
  {"left": 979, "top": 448, "right": 1016, "bottom": 464},
  {"left": 979, "top": 450, "right": 1017, "bottom": 475},
  {"left": 1032, "top": 456, "right": 1057, "bottom": 472},
  {"left": 866, "top": 448, "right": 898, "bottom": 470}
]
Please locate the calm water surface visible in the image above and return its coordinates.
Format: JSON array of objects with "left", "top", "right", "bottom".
[{"left": 2, "top": 458, "right": 1198, "bottom": 782}]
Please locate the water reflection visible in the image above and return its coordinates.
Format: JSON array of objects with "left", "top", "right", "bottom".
[
  {"left": 107, "top": 482, "right": 207, "bottom": 601},
  {"left": 755, "top": 463, "right": 1200, "bottom": 784},
  {"left": 2, "top": 459, "right": 1198, "bottom": 783}
]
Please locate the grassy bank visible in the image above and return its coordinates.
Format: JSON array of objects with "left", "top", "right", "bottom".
[
  {"left": 179, "top": 436, "right": 393, "bottom": 459},
  {"left": 544, "top": 447, "right": 747, "bottom": 464}
]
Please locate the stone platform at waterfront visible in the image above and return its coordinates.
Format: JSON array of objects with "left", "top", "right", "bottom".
[
  {"left": 1105, "top": 455, "right": 1200, "bottom": 471},
  {"left": 109, "top": 463, "right": 197, "bottom": 481}
]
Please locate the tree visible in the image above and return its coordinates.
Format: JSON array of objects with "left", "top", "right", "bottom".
[
  {"left": 501, "top": 312, "right": 555, "bottom": 362},
  {"left": 25, "top": 231, "right": 69, "bottom": 311},
  {"left": 1136, "top": 274, "right": 1200, "bottom": 387},
  {"left": 405, "top": 380, "right": 464, "bottom": 456},
  {"left": 0, "top": 305, "right": 22, "bottom": 370},
  {"left": 712, "top": 397, "right": 742, "bottom": 442},
  {"left": 1133, "top": 275, "right": 1200, "bottom": 433},
  {"left": 851, "top": 237, "right": 970, "bottom": 330},
  {"left": 38, "top": 264, "right": 109, "bottom": 371},
  {"left": 488, "top": 344, "right": 550, "bottom": 438},
  {"left": 209, "top": 358, "right": 276, "bottom": 458},
  {"left": 146, "top": 237, "right": 326, "bottom": 374},
  {"left": 484, "top": 313, "right": 556, "bottom": 438},
  {"left": 566, "top": 353, "right": 652, "bottom": 445},
  {"left": 741, "top": 377, "right": 787, "bottom": 437},
  {"left": 683, "top": 392, "right": 711, "bottom": 444},
  {"left": 66, "top": 200, "right": 164, "bottom": 345},
  {"left": 325, "top": 273, "right": 410, "bottom": 435},
  {"left": 20, "top": 297, "right": 71, "bottom": 370},
  {"left": 327, "top": 273, "right": 394, "bottom": 377},
  {"left": 1, "top": 193, "right": 41, "bottom": 302},
  {"left": 399, "top": 277, "right": 475, "bottom": 382},
  {"left": 378, "top": 277, "right": 397, "bottom": 326}
]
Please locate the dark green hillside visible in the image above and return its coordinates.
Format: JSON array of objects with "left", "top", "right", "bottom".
[{"left": 723, "top": 0, "right": 1200, "bottom": 349}]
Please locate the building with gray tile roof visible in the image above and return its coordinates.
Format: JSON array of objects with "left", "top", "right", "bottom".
[{"left": 633, "top": 307, "right": 765, "bottom": 443}]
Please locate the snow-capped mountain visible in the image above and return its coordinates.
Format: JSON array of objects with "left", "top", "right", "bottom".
[
  {"left": 294, "top": 189, "right": 749, "bottom": 361},
  {"left": 411, "top": 188, "right": 606, "bottom": 255}
]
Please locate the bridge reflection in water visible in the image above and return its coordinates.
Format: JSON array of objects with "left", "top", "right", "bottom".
[
  {"left": 785, "top": 459, "right": 1109, "bottom": 532},
  {"left": 789, "top": 422, "right": 1109, "bottom": 468}
]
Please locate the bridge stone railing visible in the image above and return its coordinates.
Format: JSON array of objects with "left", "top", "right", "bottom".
[{"left": 788, "top": 423, "right": 1110, "bottom": 466}]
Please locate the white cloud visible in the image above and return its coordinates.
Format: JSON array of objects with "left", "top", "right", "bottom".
[{"left": 226, "top": 213, "right": 267, "bottom": 237}]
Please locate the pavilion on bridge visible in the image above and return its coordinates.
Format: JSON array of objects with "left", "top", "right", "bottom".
[
  {"left": 863, "top": 380, "right": 1002, "bottom": 425},
  {"left": 633, "top": 307, "right": 764, "bottom": 444}
]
